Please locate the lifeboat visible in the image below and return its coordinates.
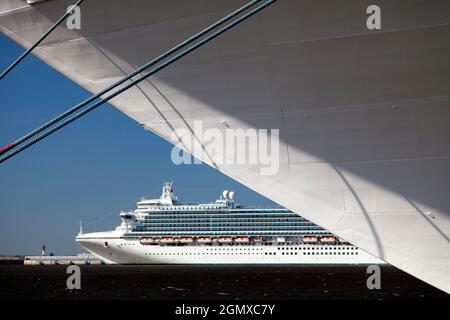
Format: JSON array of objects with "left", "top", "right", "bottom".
[
  {"left": 179, "top": 237, "right": 194, "bottom": 243},
  {"left": 159, "top": 237, "right": 176, "bottom": 243},
  {"left": 197, "top": 237, "right": 213, "bottom": 243},
  {"left": 302, "top": 236, "right": 318, "bottom": 243},
  {"left": 139, "top": 237, "right": 156, "bottom": 245},
  {"left": 218, "top": 237, "right": 234, "bottom": 243},
  {"left": 320, "top": 236, "right": 336, "bottom": 243},
  {"left": 234, "top": 236, "right": 250, "bottom": 243}
]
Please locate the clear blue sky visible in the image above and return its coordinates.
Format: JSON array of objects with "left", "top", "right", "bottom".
[{"left": 0, "top": 34, "right": 274, "bottom": 255}]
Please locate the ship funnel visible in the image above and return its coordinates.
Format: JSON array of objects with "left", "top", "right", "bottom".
[
  {"left": 222, "top": 190, "right": 229, "bottom": 199},
  {"left": 160, "top": 181, "right": 177, "bottom": 204},
  {"left": 229, "top": 191, "right": 234, "bottom": 200}
]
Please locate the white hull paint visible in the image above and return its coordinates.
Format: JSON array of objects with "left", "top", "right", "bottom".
[{"left": 77, "top": 237, "right": 384, "bottom": 265}]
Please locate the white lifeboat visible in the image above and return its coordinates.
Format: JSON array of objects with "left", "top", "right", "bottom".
[
  {"left": 302, "top": 236, "right": 318, "bottom": 243},
  {"left": 234, "top": 236, "right": 250, "bottom": 243},
  {"left": 179, "top": 237, "right": 194, "bottom": 243},
  {"left": 197, "top": 237, "right": 213, "bottom": 244},
  {"left": 320, "top": 236, "right": 336, "bottom": 243},
  {"left": 139, "top": 237, "right": 156, "bottom": 245},
  {"left": 218, "top": 236, "right": 234, "bottom": 243},
  {"left": 159, "top": 237, "right": 177, "bottom": 243}
]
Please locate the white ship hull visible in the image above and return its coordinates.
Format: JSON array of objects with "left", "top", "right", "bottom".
[{"left": 77, "top": 236, "right": 384, "bottom": 265}]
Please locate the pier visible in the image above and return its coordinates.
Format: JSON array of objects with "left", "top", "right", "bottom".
[
  {"left": 0, "top": 256, "right": 24, "bottom": 265},
  {"left": 24, "top": 253, "right": 105, "bottom": 265}
]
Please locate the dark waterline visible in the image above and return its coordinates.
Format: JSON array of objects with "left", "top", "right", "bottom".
[{"left": 0, "top": 265, "right": 447, "bottom": 300}]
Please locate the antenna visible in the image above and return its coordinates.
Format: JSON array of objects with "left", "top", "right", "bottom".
[{"left": 78, "top": 221, "right": 83, "bottom": 235}]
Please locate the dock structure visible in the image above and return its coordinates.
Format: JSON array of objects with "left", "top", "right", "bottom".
[
  {"left": 0, "top": 256, "right": 24, "bottom": 265},
  {"left": 24, "top": 253, "right": 105, "bottom": 265}
]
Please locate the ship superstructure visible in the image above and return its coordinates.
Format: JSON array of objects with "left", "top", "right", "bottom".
[{"left": 76, "top": 183, "right": 383, "bottom": 264}]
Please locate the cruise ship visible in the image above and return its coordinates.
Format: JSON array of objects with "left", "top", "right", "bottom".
[{"left": 76, "top": 183, "right": 383, "bottom": 265}]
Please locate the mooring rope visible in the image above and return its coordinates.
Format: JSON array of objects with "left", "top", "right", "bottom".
[
  {"left": 0, "top": 0, "right": 85, "bottom": 81},
  {"left": 0, "top": 0, "right": 276, "bottom": 164},
  {"left": 0, "top": 0, "right": 268, "bottom": 160},
  {"left": 1, "top": 0, "right": 276, "bottom": 164}
]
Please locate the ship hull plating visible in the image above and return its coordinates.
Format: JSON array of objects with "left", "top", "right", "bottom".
[{"left": 76, "top": 237, "right": 384, "bottom": 265}]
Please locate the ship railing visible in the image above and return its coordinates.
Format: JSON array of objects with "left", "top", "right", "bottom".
[{"left": 25, "top": 255, "right": 98, "bottom": 261}]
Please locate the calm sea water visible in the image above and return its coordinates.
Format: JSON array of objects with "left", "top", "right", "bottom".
[{"left": 0, "top": 265, "right": 447, "bottom": 300}]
